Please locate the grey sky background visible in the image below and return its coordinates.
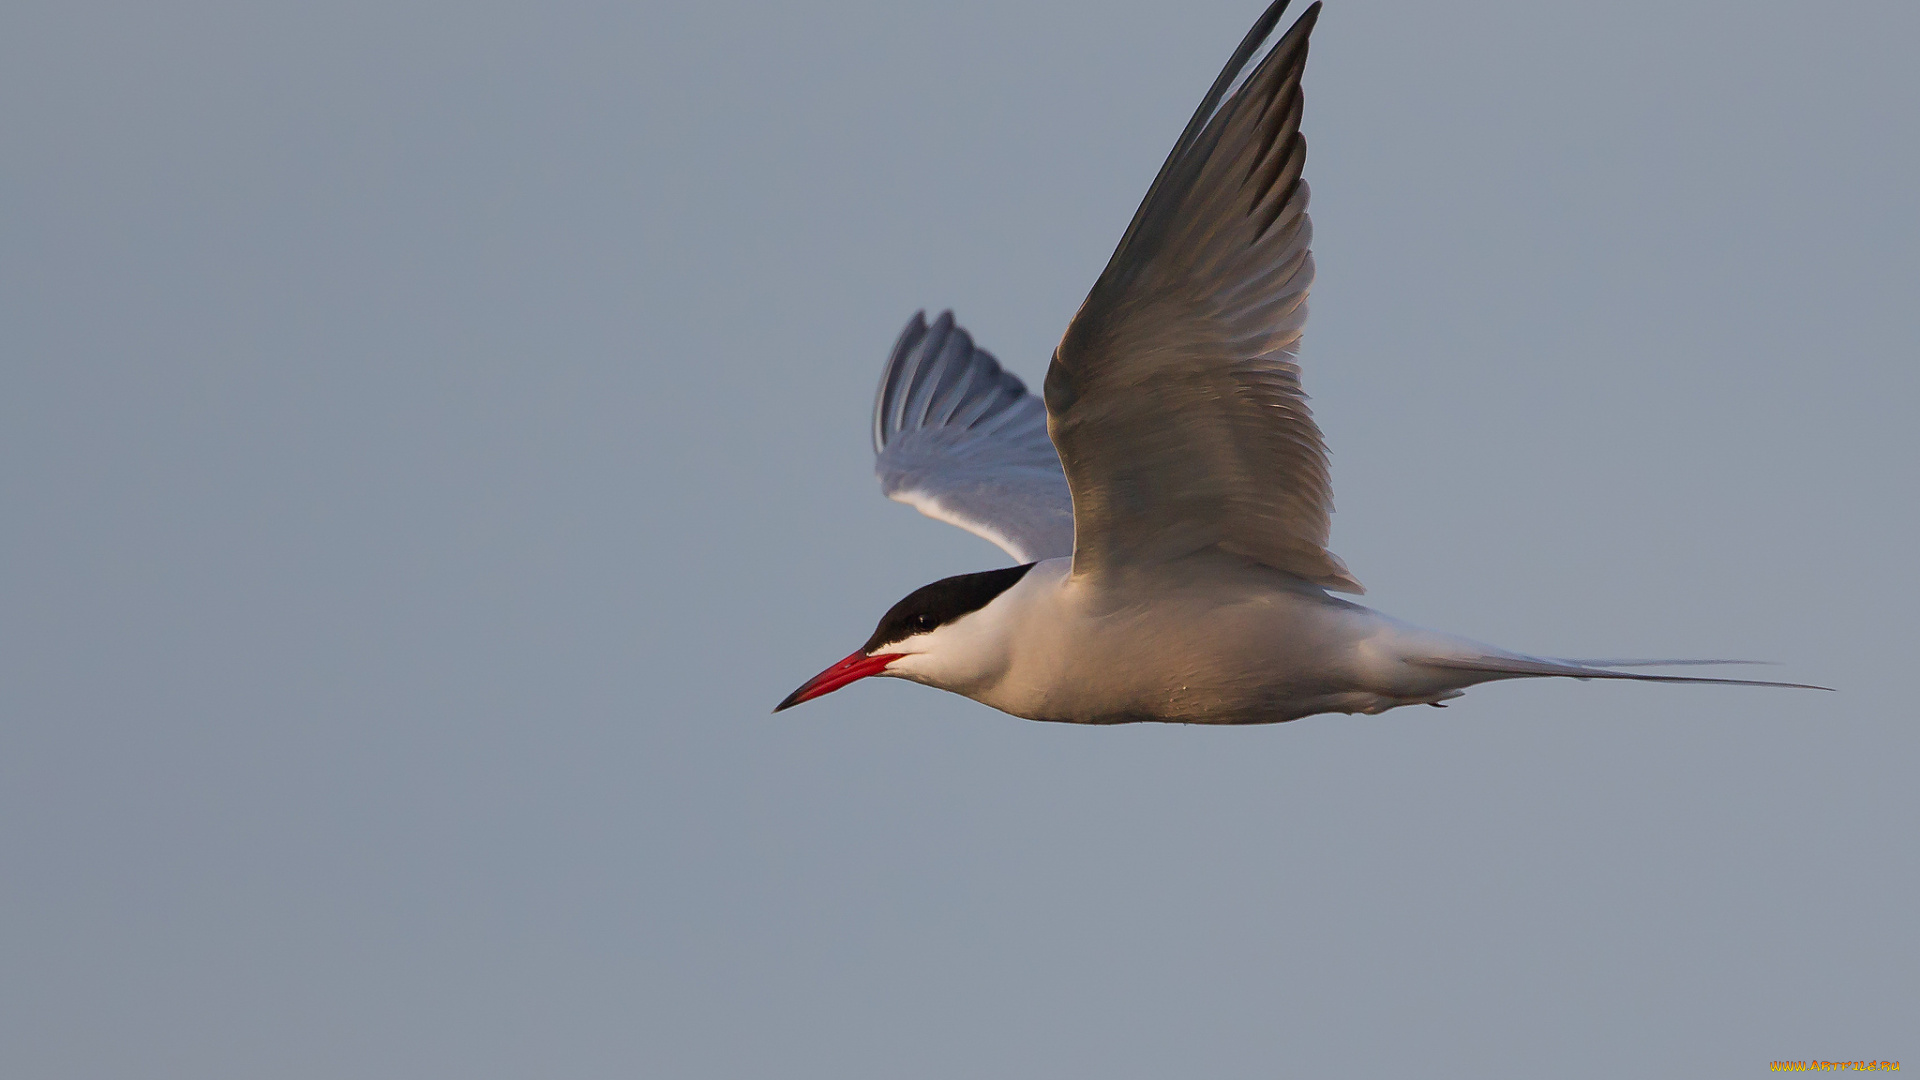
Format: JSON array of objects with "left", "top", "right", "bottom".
[{"left": 3, "top": 1, "right": 1914, "bottom": 1076}]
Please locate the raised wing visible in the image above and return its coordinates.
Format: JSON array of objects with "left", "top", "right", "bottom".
[
  {"left": 873, "top": 311, "right": 1074, "bottom": 563},
  {"left": 1043, "top": 0, "right": 1361, "bottom": 592}
]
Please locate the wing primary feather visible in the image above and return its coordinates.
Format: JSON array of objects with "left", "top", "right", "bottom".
[
  {"left": 906, "top": 315, "right": 972, "bottom": 432},
  {"left": 926, "top": 343, "right": 986, "bottom": 428},
  {"left": 1101, "top": 0, "right": 1298, "bottom": 276},
  {"left": 905, "top": 313, "right": 954, "bottom": 438},
  {"left": 873, "top": 311, "right": 929, "bottom": 453}
]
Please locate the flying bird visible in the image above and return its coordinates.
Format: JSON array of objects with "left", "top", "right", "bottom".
[{"left": 778, "top": 0, "right": 1824, "bottom": 723}]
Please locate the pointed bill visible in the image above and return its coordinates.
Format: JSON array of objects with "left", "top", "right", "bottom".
[{"left": 774, "top": 650, "right": 903, "bottom": 712}]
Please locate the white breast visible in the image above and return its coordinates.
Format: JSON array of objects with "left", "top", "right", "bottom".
[{"left": 901, "top": 556, "right": 1417, "bottom": 724}]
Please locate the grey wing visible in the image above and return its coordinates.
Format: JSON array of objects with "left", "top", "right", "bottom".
[
  {"left": 873, "top": 311, "right": 1074, "bottom": 564},
  {"left": 1044, "top": 1, "right": 1361, "bottom": 592}
]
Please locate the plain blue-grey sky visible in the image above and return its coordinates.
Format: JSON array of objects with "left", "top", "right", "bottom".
[{"left": 3, "top": 1, "right": 1914, "bottom": 1076}]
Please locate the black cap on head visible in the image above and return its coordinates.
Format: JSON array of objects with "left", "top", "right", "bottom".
[{"left": 862, "top": 563, "right": 1036, "bottom": 653}]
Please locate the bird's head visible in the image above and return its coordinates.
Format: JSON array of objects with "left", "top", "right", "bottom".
[{"left": 774, "top": 562, "right": 1036, "bottom": 712}]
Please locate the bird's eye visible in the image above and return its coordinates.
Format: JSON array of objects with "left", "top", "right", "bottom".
[{"left": 913, "top": 614, "right": 935, "bottom": 631}]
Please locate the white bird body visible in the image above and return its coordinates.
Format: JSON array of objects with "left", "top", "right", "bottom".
[
  {"left": 884, "top": 556, "right": 1478, "bottom": 724},
  {"left": 776, "top": 0, "right": 1824, "bottom": 722}
]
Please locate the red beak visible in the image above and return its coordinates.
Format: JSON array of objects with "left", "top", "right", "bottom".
[{"left": 774, "top": 650, "right": 904, "bottom": 712}]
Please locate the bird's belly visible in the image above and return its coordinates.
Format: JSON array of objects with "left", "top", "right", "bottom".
[{"left": 977, "top": 586, "right": 1389, "bottom": 725}]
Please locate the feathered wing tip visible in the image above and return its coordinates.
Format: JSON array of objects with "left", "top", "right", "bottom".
[
  {"left": 873, "top": 310, "right": 1029, "bottom": 456},
  {"left": 869, "top": 311, "right": 1077, "bottom": 563},
  {"left": 1414, "top": 655, "right": 1832, "bottom": 692},
  {"left": 1100, "top": 0, "right": 1303, "bottom": 268}
]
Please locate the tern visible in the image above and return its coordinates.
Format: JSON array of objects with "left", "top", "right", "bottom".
[{"left": 777, "top": 0, "right": 1825, "bottom": 723}]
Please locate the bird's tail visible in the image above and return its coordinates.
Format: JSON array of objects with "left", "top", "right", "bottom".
[
  {"left": 1563, "top": 658, "right": 1769, "bottom": 669},
  {"left": 1412, "top": 654, "right": 1831, "bottom": 691}
]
